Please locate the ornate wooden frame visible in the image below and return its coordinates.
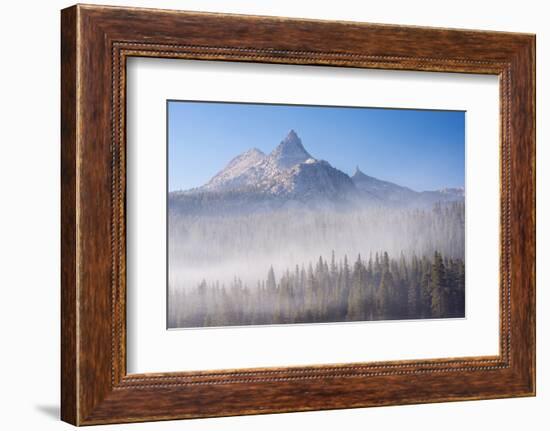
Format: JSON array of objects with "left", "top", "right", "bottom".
[{"left": 61, "top": 4, "right": 535, "bottom": 425}]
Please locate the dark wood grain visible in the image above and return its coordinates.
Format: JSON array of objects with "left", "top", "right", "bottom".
[
  {"left": 60, "top": 5, "right": 77, "bottom": 425},
  {"left": 61, "top": 4, "right": 536, "bottom": 425}
]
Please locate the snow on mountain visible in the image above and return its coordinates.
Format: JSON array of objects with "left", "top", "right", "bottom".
[
  {"left": 351, "top": 166, "right": 464, "bottom": 207},
  {"left": 268, "top": 129, "right": 312, "bottom": 169},
  {"left": 170, "top": 130, "right": 464, "bottom": 214},
  {"left": 202, "top": 148, "right": 266, "bottom": 191},
  {"left": 351, "top": 166, "right": 417, "bottom": 203},
  {"left": 188, "top": 130, "right": 353, "bottom": 199},
  {"left": 270, "top": 159, "right": 355, "bottom": 197}
]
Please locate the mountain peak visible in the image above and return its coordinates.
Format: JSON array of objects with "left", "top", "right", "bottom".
[
  {"left": 242, "top": 147, "right": 265, "bottom": 157},
  {"left": 224, "top": 147, "right": 265, "bottom": 171},
  {"left": 269, "top": 130, "right": 312, "bottom": 169},
  {"left": 285, "top": 129, "right": 299, "bottom": 141},
  {"left": 203, "top": 147, "right": 266, "bottom": 191},
  {"left": 353, "top": 166, "right": 366, "bottom": 178}
]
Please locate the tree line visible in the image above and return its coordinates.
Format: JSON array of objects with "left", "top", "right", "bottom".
[{"left": 168, "top": 250, "right": 465, "bottom": 328}]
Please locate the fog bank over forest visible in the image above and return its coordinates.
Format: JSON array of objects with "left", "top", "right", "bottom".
[{"left": 168, "top": 202, "right": 465, "bottom": 292}]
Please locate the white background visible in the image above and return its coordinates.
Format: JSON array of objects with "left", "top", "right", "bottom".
[
  {"left": 0, "top": 0, "right": 547, "bottom": 430},
  {"left": 127, "top": 59, "right": 500, "bottom": 373}
]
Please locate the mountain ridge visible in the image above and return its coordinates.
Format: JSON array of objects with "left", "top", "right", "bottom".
[{"left": 170, "top": 130, "right": 464, "bottom": 213}]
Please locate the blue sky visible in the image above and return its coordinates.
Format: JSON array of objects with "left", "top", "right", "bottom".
[{"left": 168, "top": 101, "right": 465, "bottom": 192}]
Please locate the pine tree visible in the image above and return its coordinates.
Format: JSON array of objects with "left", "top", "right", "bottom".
[
  {"left": 304, "top": 263, "right": 316, "bottom": 322},
  {"left": 456, "top": 259, "right": 465, "bottom": 317},
  {"left": 420, "top": 259, "right": 432, "bottom": 318},
  {"left": 266, "top": 266, "right": 276, "bottom": 292},
  {"left": 377, "top": 252, "right": 394, "bottom": 319},
  {"left": 407, "top": 254, "right": 420, "bottom": 318},
  {"left": 396, "top": 252, "right": 409, "bottom": 318},
  {"left": 430, "top": 251, "right": 447, "bottom": 317},
  {"left": 340, "top": 255, "right": 351, "bottom": 317},
  {"left": 364, "top": 256, "right": 376, "bottom": 321},
  {"left": 347, "top": 255, "right": 366, "bottom": 321},
  {"left": 330, "top": 250, "right": 338, "bottom": 282}
]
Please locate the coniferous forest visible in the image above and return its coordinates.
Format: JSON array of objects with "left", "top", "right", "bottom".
[{"left": 169, "top": 249, "right": 465, "bottom": 328}]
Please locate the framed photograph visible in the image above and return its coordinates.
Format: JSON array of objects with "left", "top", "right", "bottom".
[
  {"left": 61, "top": 4, "right": 535, "bottom": 425},
  {"left": 166, "top": 104, "right": 466, "bottom": 330}
]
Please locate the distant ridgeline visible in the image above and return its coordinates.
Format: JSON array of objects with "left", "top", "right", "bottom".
[{"left": 168, "top": 250, "right": 465, "bottom": 328}]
